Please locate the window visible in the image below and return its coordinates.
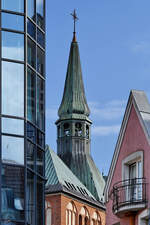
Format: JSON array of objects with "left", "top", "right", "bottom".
[
  {"left": 2, "top": 31, "right": 24, "bottom": 61},
  {"left": 2, "top": 118, "right": 24, "bottom": 136},
  {"left": 27, "top": 19, "right": 36, "bottom": 39},
  {"left": 92, "top": 212, "right": 101, "bottom": 225},
  {"left": 45, "top": 202, "right": 52, "bottom": 225},
  {"left": 75, "top": 123, "right": 82, "bottom": 136},
  {"left": 27, "top": 0, "right": 35, "bottom": 21},
  {"left": 64, "top": 123, "right": 70, "bottom": 136},
  {"left": 1, "top": 165, "right": 25, "bottom": 221},
  {"left": 2, "top": 0, "right": 24, "bottom": 13},
  {"left": 86, "top": 125, "right": 89, "bottom": 138},
  {"left": 37, "top": 178, "right": 44, "bottom": 225},
  {"left": 27, "top": 141, "right": 35, "bottom": 170},
  {"left": 28, "top": 38, "right": 36, "bottom": 68},
  {"left": 122, "top": 151, "right": 143, "bottom": 202},
  {"left": 66, "top": 202, "right": 77, "bottom": 225},
  {"left": 27, "top": 171, "right": 35, "bottom": 224},
  {"left": 37, "top": 47, "right": 45, "bottom": 76},
  {"left": 36, "top": 0, "right": 44, "bottom": 30},
  {"left": 2, "top": 61, "right": 24, "bottom": 117},
  {"left": 2, "top": 13, "right": 24, "bottom": 31},
  {"left": 27, "top": 67, "right": 36, "bottom": 123},
  {"left": 37, "top": 76, "right": 45, "bottom": 130},
  {"left": 36, "top": 148, "right": 44, "bottom": 175},
  {"left": 2, "top": 135, "right": 24, "bottom": 165},
  {"left": 79, "top": 207, "right": 90, "bottom": 225},
  {"left": 37, "top": 28, "right": 45, "bottom": 48}
]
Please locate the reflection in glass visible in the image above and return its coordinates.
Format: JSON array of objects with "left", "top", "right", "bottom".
[
  {"left": 36, "top": 0, "right": 44, "bottom": 30},
  {"left": 2, "top": 31, "right": 24, "bottom": 61},
  {"left": 27, "top": 171, "right": 35, "bottom": 225},
  {"left": 27, "top": 19, "right": 36, "bottom": 39},
  {"left": 28, "top": 38, "right": 36, "bottom": 68},
  {"left": 2, "top": 118, "right": 24, "bottom": 135},
  {"left": 37, "top": 178, "right": 44, "bottom": 225},
  {"left": 37, "top": 130, "right": 44, "bottom": 148},
  {"left": 1, "top": 165, "right": 24, "bottom": 221},
  {"left": 2, "top": 0, "right": 24, "bottom": 13},
  {"left": 27, "top": 142, "right": 35, "bottom": 170},
  {"left": 27, "top": 68, "right": 36, "bottom": 123},
  {"left": 37, "top": 29, "right": 45, "bottom": 49},
  {"left": 2, "top": 12, "right": 24, "bottom": 31},
  {"left": 2, "top": 61, "right": 24, "bottom": 117},
  {"left": 27, "top": 0, "right": 35, "bottom": 21},
  {"left": 37, "top": 47, "right": 45, "bottom": 76},
  {"left": 36, "top": 149, "right": 44, "bottom": 175},
  {"left": 27, "top": 122, "right": 36, "bottom": 143},
  {"left": 37, "top": 77, "right": 45, "bottom": 130},
  {"left": 2, "top": 136, "right": 24, "bottom": 165}
]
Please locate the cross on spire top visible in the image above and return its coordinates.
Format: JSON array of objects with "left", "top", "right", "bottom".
[{"left": 71, "top": 9, "right": 79, "bottom": 42}]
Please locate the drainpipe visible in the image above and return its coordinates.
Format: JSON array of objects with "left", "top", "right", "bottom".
[{"left": 129, "top": 215, "right": 135, "bottom": 225}]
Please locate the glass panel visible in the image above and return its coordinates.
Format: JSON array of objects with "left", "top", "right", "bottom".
[
  {"left": 27, "top": 19, "right": 36, "bottom": 39},
  {"left": 27, "top": 171, "right": 35, "bottom": 225},
  {"left": 36, "top": 0, "right": 44, "bottom": 30},
  {"left": 27, "top": 142, "right": 35, "bottom": 170},
  {"left": 27, "top": 67, "right": 36, "bottom": 123},
  {"left": 2, "top": 31, "right": 24, "bottom": 61},
  {"left": 1, "top": 165, "right": 24, "bottom": 221},
  {"left": 36, "top": 149, "right": 44, "bottom": 176},
  {"left": 27, "top": 0, "right": 35, "bottom": 21},
  {"left": 37, "top": 29, "right": 45, "bottom": 48},
  {"left": 2, "top": 118, "right": 24, "bottom": 135},
  {"left": 2, "top": 13, "right": 24, "bottom": 31},
  {"left": 37, "top": 130, "right": 44, "bottom": 148},
  {"left": 2, "top": 135, "right": 24, "bottom": 165},
  {"left": 37, "top": 47, "right": 45, "bottom": 76},
  {"left": 28, "top": 38, "right": 36, "bottom": 68},
  {"left": 37, "top": 178, "right": 44, "bottom": 225},
  {"left": 27, "top": 122, "right": 36, "bottom": 143},
  {"left": 37, "top": 77, "right": 45, "bottom": 130},
  {"left": 2, "top": 0, "right": 24, "bottom": 13},
  {"left": 2, "top": 61, "right": 24, "bottom": 117}
]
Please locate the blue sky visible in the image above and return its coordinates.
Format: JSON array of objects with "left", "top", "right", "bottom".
[{"left": 46, "top": 0, "right": 150, "bottom": 175}]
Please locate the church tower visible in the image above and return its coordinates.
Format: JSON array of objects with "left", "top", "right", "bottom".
[{"left": 56, "top": 11, "right": 105, "bottom": 201}]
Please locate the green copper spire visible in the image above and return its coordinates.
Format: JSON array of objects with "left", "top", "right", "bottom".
[{"left": 58, "top": 36, "right": 90, "bottom": 120}]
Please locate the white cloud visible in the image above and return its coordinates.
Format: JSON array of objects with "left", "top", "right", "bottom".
[
  {"left": 132, "top": 41, "right": 150, "bottom": 54},
  {"left": 92, "top": 125, "right": 120, "bottom": 136},
  {"left": 88, "top": 100, "right": 126, "bottom": 120}
]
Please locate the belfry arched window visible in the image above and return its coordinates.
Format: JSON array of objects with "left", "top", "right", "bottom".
[
  {"left": 75, "top": 123, "right": 82, "bottom": 136},
  {"left": 63, "top": 123, "right": 70, "bottom": 136},
  {"left": 45, "top": 201, "right": 52, "bottom": 225},
  {"left": 86, "top": 125, "right": 89, "bottom": 138},
  {"left": 91, "top": 211, "right": 101, "bottom": 225},
  {"left": 79, "top": 206, "right": 90, "bottom": 225},
  {"left": 66, "top": 202, "right": 77, "bottom": 225}
]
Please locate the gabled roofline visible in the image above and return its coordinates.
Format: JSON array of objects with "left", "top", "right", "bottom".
[{"left": 104, "top": 90, "right": 150, "bottom": 201}]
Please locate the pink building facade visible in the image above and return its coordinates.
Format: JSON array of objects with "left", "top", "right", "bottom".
[{"left": 105, "top": 90, "right": 150, "bottom": 225}]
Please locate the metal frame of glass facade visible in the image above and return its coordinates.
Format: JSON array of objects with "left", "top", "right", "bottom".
[{"left": 0, "top": 0, "right": 45, "bottom": 224}]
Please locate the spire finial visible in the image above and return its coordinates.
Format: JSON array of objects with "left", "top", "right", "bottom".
[{"left": 71, "top": 9, "right": 79, "bottom": 42}]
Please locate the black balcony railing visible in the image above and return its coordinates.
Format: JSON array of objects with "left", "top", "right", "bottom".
[{"left": 112, "top": 178, "right": 147, "bottom": 213}]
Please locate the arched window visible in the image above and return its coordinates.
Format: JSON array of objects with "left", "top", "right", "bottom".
[
  {"left": 79, "top": 207, "right": 90, "bottom": 225},
  {"left": 92, "top": 211, "right": 101, "bottom": 225},
  {"left": 45, "top": 201, "right": 52, "bottom": 225},
  {"left": 86, "top": 125, "right": 89, "bottom": 138},
  {"left": 64, "top": 123, "right": 70, "bottom": 136},
  {"left": 66, "top": 202, "right": 77, "bottom": 225},
  {"left": 75, "top": 123, "right": 82, "bottom": 136}
]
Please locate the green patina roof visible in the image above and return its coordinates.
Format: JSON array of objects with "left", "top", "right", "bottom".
[{"left": 58, "top": 39, "right": 90, "bottom": 120}]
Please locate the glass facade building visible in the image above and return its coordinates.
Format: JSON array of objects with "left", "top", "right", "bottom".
[{"left": 0, "top": 0, "right": 45, "bottom": 224}]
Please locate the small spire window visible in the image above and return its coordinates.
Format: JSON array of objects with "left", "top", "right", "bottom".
[
  {"left": 86, "top": 125, "right": 89, "bottom": 139},
  {"left": 75, "top": 123, "right": 82, "bottom": 137},
  {"left": 63, "top": 123, "right": 70, "bottom": 136}
]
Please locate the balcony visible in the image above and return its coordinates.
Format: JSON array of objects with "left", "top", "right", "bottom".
[{"left": 112, "top": 178, "right": 147, "bottom": 217}]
